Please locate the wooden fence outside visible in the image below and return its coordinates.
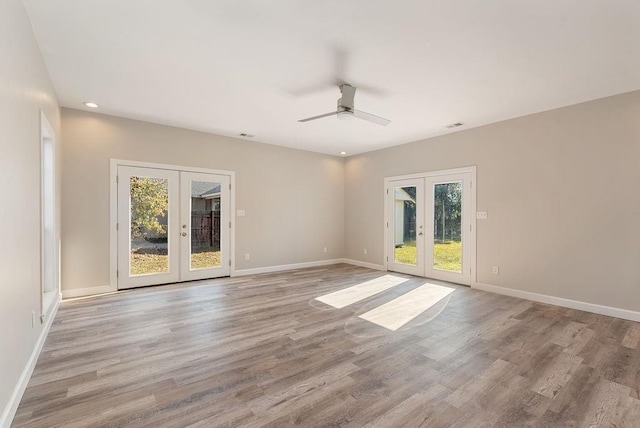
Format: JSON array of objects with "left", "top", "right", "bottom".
[{"left": 191, "top": 211, "right": 220, "bottom": 250}]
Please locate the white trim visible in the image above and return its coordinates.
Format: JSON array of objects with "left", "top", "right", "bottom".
[
  {"left": 385, "top": 166, "right": 476, "bottom": 182},
  {"left": 63, "top": 259, "right": 382, "bottom": 295},
  {"left": 62, "top": 284, "right": 117, "bottom": 299},
  {"left": 39, "top": 111, "right": 59, "bottom": 320},
  {"left": 109, "top": 161, "right": 118, "bottom": 293},
  {"left": 0, "top": 296, "right": 60, "bottom": 428},
  {"left": 109, "top": 159, "right": 236, "bottom": 289},
  {"left": 109, "top": 159, "right": 234, "bottom": 176},
  {"left": 341, "top": 258, "right": 385, "bottom": 271},
  {"left": 230, "top": 172, "right": 236, "bottom": 276},
  {"left": 232, "top": 259, "right": 344, "bottom": 277},
  {"left": 472, "top": 282, "right": 640, "bottom": 322}
]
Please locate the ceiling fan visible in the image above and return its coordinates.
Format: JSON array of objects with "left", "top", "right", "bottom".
[{"left": 298, "top": 84, "right": 391, "bottom": 126}]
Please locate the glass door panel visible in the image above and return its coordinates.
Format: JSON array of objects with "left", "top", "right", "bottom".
[
  {"left": 130, "top": 176, "right": 170, "bottom": 275},
  {"left": 432, "top": 181, "right": 463, "bottom": 273},
  {"left": 425, "top": 174, "right": 471, "bottom": 284},
  {"left": 387, "top": 179, "right": 424, "bottom": 276},
  {"left": 117, "top": 166, "right": 231, "bottom": 289},
  {"left": 117, "top": 166, "right": 180, "bottom": 289},
  {"left": 180, "top": 172, "right": 230, "bottom": 281},
  {"left": 189, "top": 180, "right": 221, "bottom": 270},
  {"left": 394, "top": 187, "right": 418, "bottom": 265}
]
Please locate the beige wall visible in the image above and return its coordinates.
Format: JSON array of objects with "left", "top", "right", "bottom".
[
  {"left": 61, "top": 108, "right": 345, "bottom": 292},
  {"left": 345, "top": 91, "right": 640, "bottom": 312},
  {"left": 0, "top": 0, "right": 61, "bottom": 421}
]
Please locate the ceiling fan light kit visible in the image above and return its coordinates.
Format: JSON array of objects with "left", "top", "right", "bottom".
[
  {"left": 299, "top": 84, "right": 390, "bottom": 126},
  {"left": 337, "top": 110, "right": 355, "bottom": 120}
]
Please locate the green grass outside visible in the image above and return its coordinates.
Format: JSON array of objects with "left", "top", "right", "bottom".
[
  {"left": 130, "top": 247, "right": 220, "bottom": 275},
  {"left": 394, "top": 242, "right": 418, "bottom": 265},
  {"left": 190, "top": 250, "right": 221, "bottom": 270},
  {"left": 394, "top": 239, "right": 462, "bottom": 272},
  {"left": 130, "top": 250, "right": 169, "bottom": 275}
]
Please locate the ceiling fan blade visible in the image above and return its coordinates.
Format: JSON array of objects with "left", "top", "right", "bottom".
[
  {"left": 353, "top": 109, "right": 391, "bottom": 126},
  {"left": 298, "top": 111, "right": 338, "bottom": 123}
]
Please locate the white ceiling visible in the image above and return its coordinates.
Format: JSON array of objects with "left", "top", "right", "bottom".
[{"left": 24, "top": 0, "right": 640, "bottom": 156}]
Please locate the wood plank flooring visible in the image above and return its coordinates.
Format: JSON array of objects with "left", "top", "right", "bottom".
[{"left": 12, "top": 264, "right": 640, "bottom": 427}]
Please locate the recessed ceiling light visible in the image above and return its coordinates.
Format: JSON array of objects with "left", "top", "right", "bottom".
[
  {"left": 83, "top": 102, "right": 99, "bottom": 108},
  {"left": 339, "top": 151, "right": 347, "bottom": 155}
]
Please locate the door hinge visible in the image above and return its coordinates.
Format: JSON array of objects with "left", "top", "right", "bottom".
[
  {"left": 386, "top": 256, "right": 388, "bottom": 262},
  {"left": 386, "top": 222, "right": 389, "bottom": 228},
  {"left": 470, "top": 224, "right": 472, "bottom": 232},
  {"left": 229, "top": 221, "right": 232, "bottom": 228},
  {"left": 116, "top": 175, "right": 119, "bottom": 183},
  {"left": 229, "top": 183, "right": 231, "bottom": 190},
  {"left": 229, "top": 260, "right": 231, "bottom": 266},
  {"left": 116, "top": 222, "right": 119, "bottom": 231},
  {"left": 386, "top": 188, "right": 389, "bottom": 194},
  {"left": 116, "top": 270, "right": 119, "bottom": 278}
]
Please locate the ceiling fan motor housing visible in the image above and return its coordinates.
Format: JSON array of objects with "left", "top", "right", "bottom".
[
  {"left": 339, "top": 84, "right": 356, "bottom": 110},
  {"left": 298, "top": 83, "right": 390, "bottom": 126}
]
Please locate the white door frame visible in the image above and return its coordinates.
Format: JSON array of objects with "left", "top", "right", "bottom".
[
  {"left": 384, "top": 166, "right": 477, "bottom": 285},
  {"left": 109, "top": 159, "right": 236, "bottom": 291}
]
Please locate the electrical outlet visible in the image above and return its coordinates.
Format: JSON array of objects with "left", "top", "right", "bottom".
[
  {"left": 245, "top": 253, "right": 250, "bottom": 260},
  {"left": 364, "top": 248, "right": 368, "bottom": 255},
  {"left": 323, "top": 247, "right": 327, "bottom": 253},
  {"left": 492, "top": 266, "right": 499, "bottom": 275}
]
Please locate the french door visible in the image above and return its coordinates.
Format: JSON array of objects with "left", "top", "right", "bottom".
[
  {"left": 117, "top": 166, "right": 230, "bottom": 289},
  {"left": 387, "top": 179, "right": 424, "bottom": 276},
  {"left": 386, "top": 170, "right": 473, "bottom": 285},
  {"left": 424, "top": 173, "right": 471, "bottom": 284}
]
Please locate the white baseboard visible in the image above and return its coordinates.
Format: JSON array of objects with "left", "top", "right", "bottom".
[
  {"left": 1, "top": 296, "right": 60, "bottom": 428},
  {"left": 341, "top": 258, "right": 386, "bottom": 271},
  {"left": 472, "top": 282, "right": 640, "bottom": 322},
  {"left": 62, "top": 260, "right": 385, "bottom": 297},
  {"left": 62, "top": 284, "right": 116, "bottom": 299},
  {"left": 232, "top": 259, "right": 345, "bottom": 277}
]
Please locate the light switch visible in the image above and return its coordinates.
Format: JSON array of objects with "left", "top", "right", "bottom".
[
  {"left": 476, "top": 211, "right": 488, "bottom": 219},
  {"left": 237, "top": 209, "right": 245, "bottom": 217}
]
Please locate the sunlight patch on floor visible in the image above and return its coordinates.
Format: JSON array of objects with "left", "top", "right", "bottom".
[
  {"left": 315, "top": 275, "right": 409, "bottom": 309},
  {"left": 359, "top": 283, "right": 455, "bottom": 331}
]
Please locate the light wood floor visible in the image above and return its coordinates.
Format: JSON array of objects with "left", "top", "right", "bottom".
[{"left": 13, "top": 264, "right": 640, "bottom": 427}]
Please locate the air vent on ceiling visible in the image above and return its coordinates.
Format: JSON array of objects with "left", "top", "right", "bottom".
[
  {"left": 446, "top": 122, "right": 464, "bottom": 129},
  {"left": 239, "top": 133, "right": 255, "bottom": 138}
]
